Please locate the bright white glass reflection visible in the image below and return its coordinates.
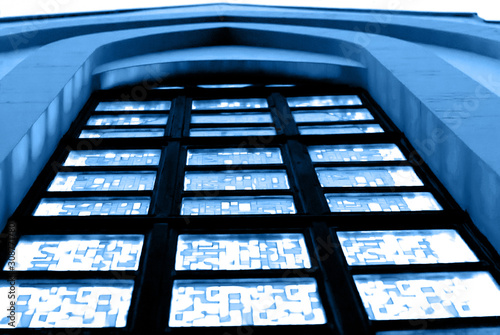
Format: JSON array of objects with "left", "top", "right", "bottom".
[
  {"left": 169, "top": 278, "right": 326, "bottom": 327},
  {"left": 298, "top": 124, "right": 384, "bottom": 135},
  {"left": 87, "top": 114, "right": 168, "bottom": 126},
  {"left": 95, "top": 100, "right": 171, "bottom": 111},
  {"left": 4, "top": 235, "right": 144, "bottom": 271},
  {"left": 181, "top": 196, "right": 296, "bottom": 215},
  {"left": 309, "top": 144, "right": 405, "bottom": 162},
  {"left": 0, "top": 280, "right": 134, "bottom": 328},
  {"left": 292, "top": 108, "right": 374, "bottom": 123},
  {"left": 287, "top": 95, "right": 362, "bottom": 108},
  {"left": 79, "top": 128, "right": 164, "bottom": 138},
  {"left": 63, "top": 150, "right": 161, "bottom": 167},
  {"left": 337, "top": 230, "right": 478, "bottom": 266},
  {"left": 190, "top": 127, "right": 276, "bottom": 137},
  {"left": 191, "top": 112, "right": 273, "bottom": 124},
  {"left": 354, "top": 272, "right": 500, "bottom": 320},
  {"left": 316, "top": 166, "right": 423, "bottom": 187},
  {"left": 33, "top": 197, "right": 150, "bottom": 216},
  {"left": 198, "top": 84, "right": 253, "bottom": 89},
  {"left": 192, "top": 98, "right": 268, "bottom": 110},
  {"left": 48, "top": 171, "right": 156, "bottom": 192},
  {"left": 186, "top": 148, "right": 283, "bottom": 166},
  {"left": 325, "top": 192, "right": 442, "bottom": 212},
  {"left": 184, "top": 170, "right": 289, "bottom": 191},
  {"left": 176, "top": 233, "right": 311, "bottom": 270}
]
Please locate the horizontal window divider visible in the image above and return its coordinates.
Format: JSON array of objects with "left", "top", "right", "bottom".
[
  {"left": 68, "top": 138, "right": 170, "bottom": 147},
  {"left": 166, "top": 215, "right": 318, "bottom": 229},
  {"left": 172, "top": 268, "right": 318, "bottom": 280},
  {"left": 190, "top": 122, "right": 276, "bottom": 128},
  {"left": 40, "top": 190, "right": 155, "bottom": 198},
  {"left": 371, "top": 316, "right": 500, "bottom": 332},
  {"left": 181, "top": 136, "right": 286, "bottom": 146},
  {"left": 181, "top": 189, "right": 293, "bottom": 197},
  {"left": 312, "top": 161, "right": 413, "bottom": 168},
  {"left": 295, "top": 120, "right": 380, "bottom": 127},
  {"left": 184, "top": 164, "right": 286, "bottom": 171},
  {"left": 88, "top": 110, "right": 171, "bottom": 115},
  {"left": 347, "top": 261, "right": 489, "bottom": 275},
  {"left": 289, "top": 105, "right": 366, "bottom": 111},
  {"left": 321, "top": 186, "right": 431, "bottom": 193},
  {"left": 165, "top": 324, "right": 332, "bottom": 335},
  {"left": 0, "top": 271, "right": 140, "bottom": 281},
  {"left": 294, "top": 133, "right": 395, "bottom": 142},
  {"left": 171, "top": 226, "right": 311, "bottom": 236},
  {"left": 57, "top": 166, "right": 160, "bottom": 173}
]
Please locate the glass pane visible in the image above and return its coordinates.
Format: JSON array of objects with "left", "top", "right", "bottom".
[
  {"left": 191, "top": 112, "right": 273, "bottom": 124},
  {"left": 48, "top": 172, "right": 156, "bottom": 192},
  {"left": 181, "top": 196, "right": 296, "bottom": 215},
  {"left": 354, "top": 272, "right": 500, "bottom": 320},
  {"left": 33, "top": 197, "right": 150, "bottom": 216},
  {"left": 309, "top": 144, "right": 405, "bottom": 163},
  {"left": 95, "top": 100, "right": 171, "bottom": 111},
  {"left": 293, "top": 108, "right": 374, "bottom": 123},
  {"left": 316, "top": 166, "right": 423, "bottom": 187},
  {"left": 79, "top": 128, "right": 164, "bottom": 138},
  {"left": 0, "top": 280, "right": 134, "bottom": 328},
  {"left": 4, "top": 235, "right": 144, "bottom": 271},
  {"left": 192, "top": 98, "right": 268, "bottom": 110},
  {"left": 190, "top": 127, "right": 276, "bottom": 137},
  {"left": 176, "top": 233, "right": 311, "bottom": 270},
  {"left": 337, "top": 230, "right": 478, "bottom": 266},
  {"left": 63, "top": 150, "right": 161, "bottom": 167},
  {"left": 287, "top": 95, "right": 362, "bottom": 108},
  {"left": 186, "top": 148, "right": 283, "bottom": 166},
  {"left": 299, "top": 124, "right": 384, "bottom": 135},
  {"left": 326, "top": 192, "right": 443, "bottom": 212},
  {"left": 184, "top": 170, "right": 289, "bottom": 191},
  {"left": 198, "top": 84, "right": 253, "bottom": 89},
  {"left": 169, "top": 278, "right": 326, "bottom": 327},
  {"left": 87, "top": 114, "right": 168, "bottom": 126}
]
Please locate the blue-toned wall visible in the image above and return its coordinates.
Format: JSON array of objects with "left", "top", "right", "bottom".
[{"left": 1, "top": 4, "right": 499, "bottom": 252}]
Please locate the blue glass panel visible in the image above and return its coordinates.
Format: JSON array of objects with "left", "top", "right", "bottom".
[
  {"left": 87, "top": 114, "right": 168, "bottom": 126},
  {"left": 176, "top": 233, "right": 311, "bottom": 270},
  {"left": 48, "top": 172, "right": 156, "bottom": 192},
  {"left": 198, "top": 84, "right": 253, "bottom": 89},
  {"left": 293, "top": 108, "right": 374, "bottom": 123},
  {"left": 186, "top": 148, "right": 283, "bottom": 166},
  {"left": 287, "top": 95, "right": 362, "bottom": 108},
  {"left": 95, "top": 100, "right": 171, "bottom": 111},
  {"left": 63, "top": 150, "right": 161, "bottom": 167},
  {"left": 33, "top": 197, "right": 150, "bottom": 216},
  {"left": 190, "top": 127, "right": 276, "bottom": 137},
  {"left": 184, "top": 170, "right": 289, "bottom": 191},
  {"left": 79, "top": 128, "right": 164, "bottom": 138},
  {"left": 181, "top": 196, "right": 296, "bottom": 215},
  {"left": 298, "top": 124, "right": 384, "bottom": 135},
  {"left": 309, "top": 144, "right": 405, "bottom": 162},
  {"left": 326, "top": 192, "right": 442, "bottom": 212},
  {"left": 4, "top": 235, "right": 144, "bottom": 271},
  {"left": 169, "top": 278, "right": 326, "bottom": 327},
  {"left": 191, "top": 112, "right": 273, "bottom": 124},
  {"left": 0, "top": 280, "right": 134, "bottom": 328},
  {"left": 354, "top": 272, "right": 500, "bottom": 320},
  {"left": 192, "top": 98, "right": 268, "bottom": 110},
  {"left": 337, "top": 230, "right": 478, "bottom": 266},
  {"left": 316, "top": 166, "right": 423, "bottom": 187}
]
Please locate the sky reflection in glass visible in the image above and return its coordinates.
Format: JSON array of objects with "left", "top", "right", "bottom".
[
  {"left": 184, "top": 170, "right": 289, "bottom": 191},
  {"left": 181, "top": 196, "right": 296, "bottom": 215},
  {"left": 192, "top": 98, "right": 268, "bottom": 110},
  {"left": 87, "top": 114, "right": 168, "bottom": 126},
  {"left": 169, "top": 278, "right": 326, "bottom": 327},
  {"left": 287, "top": 95, "right": 362, "bottom": 108},
  {"left": 95, "top": 100, "right": 171, "bottom": 111},
  {"left": 5, "top": 235, "right": 144, "bottom": 271},
  {"left": 354, "top": 272, "right": 500, "bottom": 320},
  {"left": 176, "top": 233, "right": 311, "bottom": 270},
  {"left": 0, "top": 280, "right": 134, "bottom": 328},
  {"left": 190, "top": 127, "right": 276, "bottom": 137},
  {"left": 325, "top": 192, "right": 442, "bottom": 212},
  {"left": 79, "top": 128, "right": 164, "bottom": 138},
  {"left": 337, "top": 230, "right": 478, "bottom": 266},
  {"left": 191, "top": 112, "right": 273, "bottom": 124},
  {"left": 33, "top": 197, "right": 150, "bottom": 216},
  {"left": 63, "top": 150, "right": 161, "bottom": 167},
  {"left": 316, "top": 166, "right": 423, "bottom": 187},
  {"left": 186, "top": 148, "right": 283, "bottom": 166},
  {"left": 298, "top": 124, "right": 384, "bottom": 135},
  {"left": 309, "top": 144, "right": 405, "bottom": 162},
  {"left": 48, "top": 171, "right": 156, "bottom": 192},
  {"left": 292, "top": 108, "right": 374, "bottom": 123}
]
